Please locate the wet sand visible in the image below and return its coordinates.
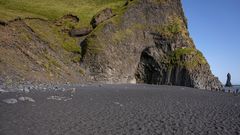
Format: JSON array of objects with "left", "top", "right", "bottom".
[{"left": 0, "top": 84, "right": 240, "bottom": 135}]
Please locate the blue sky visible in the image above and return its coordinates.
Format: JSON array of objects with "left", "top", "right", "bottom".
[{"left": 182, "top": 0, "right": 240, "bottom": 84}]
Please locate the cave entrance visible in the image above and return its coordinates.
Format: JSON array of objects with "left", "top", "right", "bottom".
[
  {"left": 135, "top": 47, "right": 190, "bottom": 86},
  {"left": 135, "top": 47, "right": 163, "bottom": 85}
]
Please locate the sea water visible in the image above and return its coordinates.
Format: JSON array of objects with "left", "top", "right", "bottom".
[{"left": 224, "top": 85, "right": 240, "bottom": 93}]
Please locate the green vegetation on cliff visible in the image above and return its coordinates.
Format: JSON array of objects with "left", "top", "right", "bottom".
[
  {"left": 0, "top": 0, "right": 129, "bottom": 55},
  {"left": 169, "top": 48, "right": 207, "bottom": 68},
  {"left": 0, "top": 0, "right": 126, "bottom": 27},
  {"left": 25, "top": 19, "right": 81, "bottom": 53}
]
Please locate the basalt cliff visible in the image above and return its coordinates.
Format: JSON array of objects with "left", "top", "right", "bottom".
[{"left": 0, "top": 0, "right": 222, "bottom": 90}]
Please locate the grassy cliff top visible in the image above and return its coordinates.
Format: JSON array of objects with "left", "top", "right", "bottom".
[{"left": 0, "top": 0, "right": 126, "bottom": 27}]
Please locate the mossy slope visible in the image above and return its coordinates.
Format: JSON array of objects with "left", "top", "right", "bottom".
[
  {"left": 0, "top": 0, "right": 125, "bottom": 28},
  {"left": 0, "top": 0, "right": 222, "bottom": 90}
]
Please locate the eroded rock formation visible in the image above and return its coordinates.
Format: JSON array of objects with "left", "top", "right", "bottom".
[
  {"left": 225, "top": 73, "right": 232, "bottom": 87},
  {"left": 81, "top": 0, "right": 222, "bottom": 90},
  {"left": 0, "top": 0, "right": 222, "bottom": 90}
]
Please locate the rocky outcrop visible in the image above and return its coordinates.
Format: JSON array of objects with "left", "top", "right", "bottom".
[
  {"left": 81, "top": 0, "right": 222, "bottom": 90},
  {"left": 225, "top": 73, "right": 232, "bottom": 87},
  {"left": 135, "top": 46, "right": 222, "bottom": 90},
  {"left": 0, "top": 0, "right": 222, "bottom": 90},
  {"left": 69, "top": 27, "right": 92, "bottom": 37},
  {"left": 90, "top": 8, "right": 115, "bottom": 28}
]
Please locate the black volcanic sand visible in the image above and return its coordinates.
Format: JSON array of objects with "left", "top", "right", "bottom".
[{"left": 0, "top": 84, "right": 240, "bottom": 135}]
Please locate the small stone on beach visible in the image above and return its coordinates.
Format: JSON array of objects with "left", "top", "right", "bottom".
[
  {"left": 0, "top": 88, "right": 8, "bottom": 93},
  {"left": 2, "top": 98, "right": 18, "bottom": 104},
  {"left": 18, "top": 97, "right": 35, "bottom": 102},
  {"left": 24, "top": 87, "right": 30, "bottom": 93},
  {"left": 47, "top": 96, "right": 72, "bottom": 101},
  {"left": 114, "top": 102, "right": 124, "bottom": 107}
]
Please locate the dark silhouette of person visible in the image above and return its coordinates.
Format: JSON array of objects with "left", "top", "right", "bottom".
[{"left": 225, "top": 73, "right": 232, "bottom": 87}]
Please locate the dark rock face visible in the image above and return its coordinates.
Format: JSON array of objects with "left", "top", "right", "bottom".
[
  {"left": 225, "top": 73, "right": 232, "bottom": 87},
  {"left": 69, "top": 27, "right": 92, "bottom": 37},
  {"left": 0, "top": 20, "right": 7, "bottom": 26},
  {"left": 134, "top": 45, "right": 222, "bottom": 90},
  {"left": 135, "top": 46, "right": 191, "bottom": 86},
  {"left": 81, "top": 0, "right": 222, "bottom": 90},
  {"left": 90, "top": 8, "right": 115, "bottom": 28}
]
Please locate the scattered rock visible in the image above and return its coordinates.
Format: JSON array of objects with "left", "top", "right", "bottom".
[
  {"left": 18, "top": 97, "right": 35, "bottom": 102},
  {"left": 71, "top": 88, "right": 76, "bottom": 93},
  {"left": 90, "top": 8, "right": 115, "bottom": 28},
  {"left": 47, "top": 96, "right": 64, "bottom": 101},
  {"left": 47, "top": 96, "right": 72, "bottom": 101},
  {"left": 65, "top": 88, "right": 76, "bottom": 94},
  {"left": 2, "top": 98, "right": 18, "bottom": 104},
  {"left": 63, "top": 98, "right": 72, "bottom": 102},
  {"left": 24, "top": 87, "right": 30, "bottom": 93},
  {"left": 129, "top": 78, "right": 136, "bottom": 84},
  {"left": 80, "top": 84, "right": 86, "bottom": 87},
  {"left": 53, "top": 86, "right": 59, "bottom": 91},
  {"left": 69, "top": 27, "right": 92, "bottom": 37},
  {"left": 28, "top": 86, "right": 34, "bottom": 90},
  {"left": 113, "top": 102, "right": 124, "bottom": 107},
  {"left": 0, "top": 88, "right": 8, "bottom": 93}
]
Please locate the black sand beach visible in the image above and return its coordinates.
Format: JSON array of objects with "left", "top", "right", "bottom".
[{"left": 0, "top": 84, "right": 240, "bottom": 135}]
